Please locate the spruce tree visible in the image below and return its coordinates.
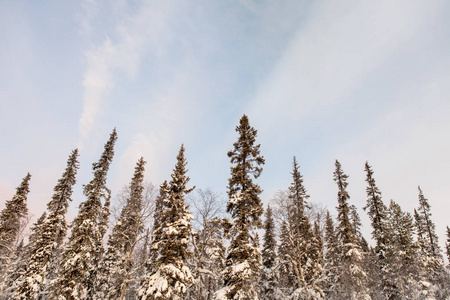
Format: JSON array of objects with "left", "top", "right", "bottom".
[
  {"left": 323, "top": 211, "right": 339, "bottom": 297},
  {"left": 1, "top": 212, "right": 45, "bottom": 299},
  {"left": 414, "top": 186, "right": 444, "bottom": 298},
  {"left": 384, "top": 200, "right": 419, "bottom": 299},
  {"left": 277, "top": 220, "right": 294, "bottom": 296},
  {"left": 147, "top": 180, "right": 167, "bottom": 274},
  {"left": 333, "top": 161, "right": 354, "bottom": 246},
  {"left": 216, "top": 115, "right": 265, "bottom": 300},
  {"left": 363, "top": 162, "right": 388, "bottom": 257},
  {"left": 284, "top": 156, "right": 324, "bottom": 299},
  {"left": 0, "top": 239, "right": 27, "bottom": 299},
  {"left": 51, "top": 129, "right": 117, "bottom": 300},
  {"left": 333, "top": 160, "right": 370, "bottom": 300},
  {"left": 416, "top": 186, "right": 442, "bottom": 260},
  {"left": 0, "top": 173, "right": 31, "bottom": 294},
  {"left": 96, "top": 157, "right": 147, "bottom": 300},
  {"left": 138, "top": 145, "right": 195, "bottom": 300},
  {"left": 363, "top": 162, "right": 393, "bottom": 298},
  {"left": 349, "top": 205, "right": 368, "bottom": 252},
  {"left": 17, "top": 149, "right": 79, "bottom": 299},
  {"left": 261, "top": 205, "right": 276, "bottom": 300}
]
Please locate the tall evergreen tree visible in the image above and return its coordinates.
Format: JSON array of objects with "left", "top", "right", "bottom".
[
  {"left": 284, "top": 157, "right": 324, "bottom": 299},
  {"left": 323, "top": 211, "right": 339, "bottom": 297},
  {"left": 363, "top": 162, "right": 388, "bottom": 257},
  {"left": 349, "top": 205, "right": 368, "bottom": 252},
  {"left": 216, "top": 115, "right": 265, "bottom": 300},
  {"left": 0, "top": 239, "right": 27, "bottom": 300},
  {"left": 138, "top": 145, "right": 195, "bottom": 300},
  {"left": 333, "top": 160, "right": 370, "bottom": 300},
  {"left": 96, "top": 157, "right": 147, "bottom": 300},
  {"left": 414, "top": 186, "right": 444, "bottom": 298},
  {"left": 0, "top": 173, "right": 31, "bottom": 294},
  {"left": 51, "top": 129, "right": 117, "bottom": 300},
  {"left": 363, "top": 162, "right": 394, "bottom": 298},
  {"left": 260, "top": 205, "right": 277, "bottom": 300},
  {"left": 147, "top": 180, "right": 167, "bottom": 274},
  {"left": 415, "top": 186, "right": 442, "bottom": 260},
  {"left": 16, "top": 149, "right": 79, "bottom": 299},
  {"left": 384, "top": 200, "right": 419, "bottom": 299},
  {"left": 277, "top": 220, "right": 295, "bottom": 295},
  {"left": 333, "top": 161, "right": 354, "bottom": 246},
  {"left": 1, "top": 212, "right": 45, "bottom": 299}
]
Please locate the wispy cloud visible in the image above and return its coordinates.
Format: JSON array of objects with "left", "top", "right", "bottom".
[{"left": 77, "top": 0, "right": 175, "bottom": 148}]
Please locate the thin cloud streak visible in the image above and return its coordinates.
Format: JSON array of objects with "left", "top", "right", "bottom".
[{"left": 77, "top": 0, "right": 176, "bottom": 148}]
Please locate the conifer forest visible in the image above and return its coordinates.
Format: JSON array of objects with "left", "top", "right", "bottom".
[{"left": 1, "top": 115, "right": 450, "bottom": 300}]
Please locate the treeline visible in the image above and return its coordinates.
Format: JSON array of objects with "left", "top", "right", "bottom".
[{"left": 0, "top": 115, "right": 449, "bottom": 300}]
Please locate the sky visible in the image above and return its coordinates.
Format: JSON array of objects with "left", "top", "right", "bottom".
[{"left": 1, "top": 0, "right": 450, "bottom": 256}]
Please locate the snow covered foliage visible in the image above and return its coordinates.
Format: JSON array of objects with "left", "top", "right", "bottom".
[
  {"left": 138, "top": 145, "right": 195, "bottom": 300},
  {"left": 51, "top": 129, "right": 117, "bottom": 300},
  {"left": 382, "top": 200, "right": 421, "bottom": 299},
  {"left": 260, "top": 205, "right": 277, "bottom": 300},
  {"left": 217, "top": 115, "right": 265, "bottom": 300},
  {"left": 323, "top": 211, "right": 339, "bottom": 294},
  {"left": 189, "top": 189, "right": 226, "bottom": 300},
  {"left": 414, "top": 187, "right": 447, "bottom": 299},
  {"left": 276, "top": 157, "right": 324, "bottom": 299},
  {"left": 415, "top": 187, "right": 442, "bottom": 261},
  {"left": 362, "top": 162, "right": 395, "bottom": 298},
  {"left": 2, "top": 127, "right": 450, "bottom": 299},
  {"left": 363, "top": 162, "right": 388, "bottom": 256},
  {"left": 0, "top": 239, "right": 27, "bottom": 299},
  {"left": 96, "top": 157, "right": 147, "bottom": 300},
  {"left": 147, "top": 181, "right": 168, "bottom": 274},
  {"left": 0, "top": 173, "right": 31, "bottom": 294},
  {"left": 0, "top": 212, "right": 46, "bottom": 299},
  {"left": 332, "top": 161, "right": 370, "bottom": 300},
  {"left": 16, "top": 149, "right": 79, "bottom": 299}
]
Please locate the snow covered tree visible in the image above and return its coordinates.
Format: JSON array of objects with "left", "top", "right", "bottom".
[
  {"left": 333, "top": 160, "right": 370, "bottom": 300},
  {"left": 414, "top": 186, "right": 445, "bottom": 298},
  {"left": 216, "top": 115, "right": 265, "bottom": 300},
  {"left": 362, "top": 162, "right": 392, "bottom": 298},
  {"left": 349, "top": 205, "right": 368, "bottom": 253},
  {"left": 10, "top": 212, "right": 46, "bottom": 299},
  {"left": 16, "top": 149, "right": 79, "bottom": 299},
  {"left": 334, "top": 161, "right": 354, "bottom": 246},
  {"left": 383, "top": 200, "right": 420, "bottom": 299},
  {"left": 138, "top": 145, "right": 195, "bottom": 300},
  {"left": 96, "top": 157, "right": 147, "bottom": 300},
  {"left": 278, "top": 219, "right": 295, "bottom": 294},
  {"left": 283, "top": 157, "right": 324, "bottom": 299},
  {"left": 189, "top": 189, "right": 226, "bottom": 300},
  {"left": 323, "top": 211, "right": 339, "bottom": 297},
  {"left": 0, "top": 212, "right": 44, "bottom": 299},
  {"left": 312, "top": 217, "right": 325, "bottom": 287},
  {"left": 51, "top": 129, "right": 117, "bottom": 300},
  {"left": 147, "top": 180, "right": 168, "bottom": 274},
  {"left": 415, "top": 186, "right": 442, "bottom": 260},
  {"left": 260, "top": 205, "right": 277, "bottom": 300},
  {"left": 0, "top": 173, "right": 31, "bottom": 294},
  {"left": 363, "top": 163, "right": 388, "bottom": 255},
  {"left": 0, "top": 239, "right": 27, "bottom": 299}
]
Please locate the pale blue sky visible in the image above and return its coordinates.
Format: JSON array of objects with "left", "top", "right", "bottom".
[{"left": 1, "top": 0, "right": 450, "bottom": 253}]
